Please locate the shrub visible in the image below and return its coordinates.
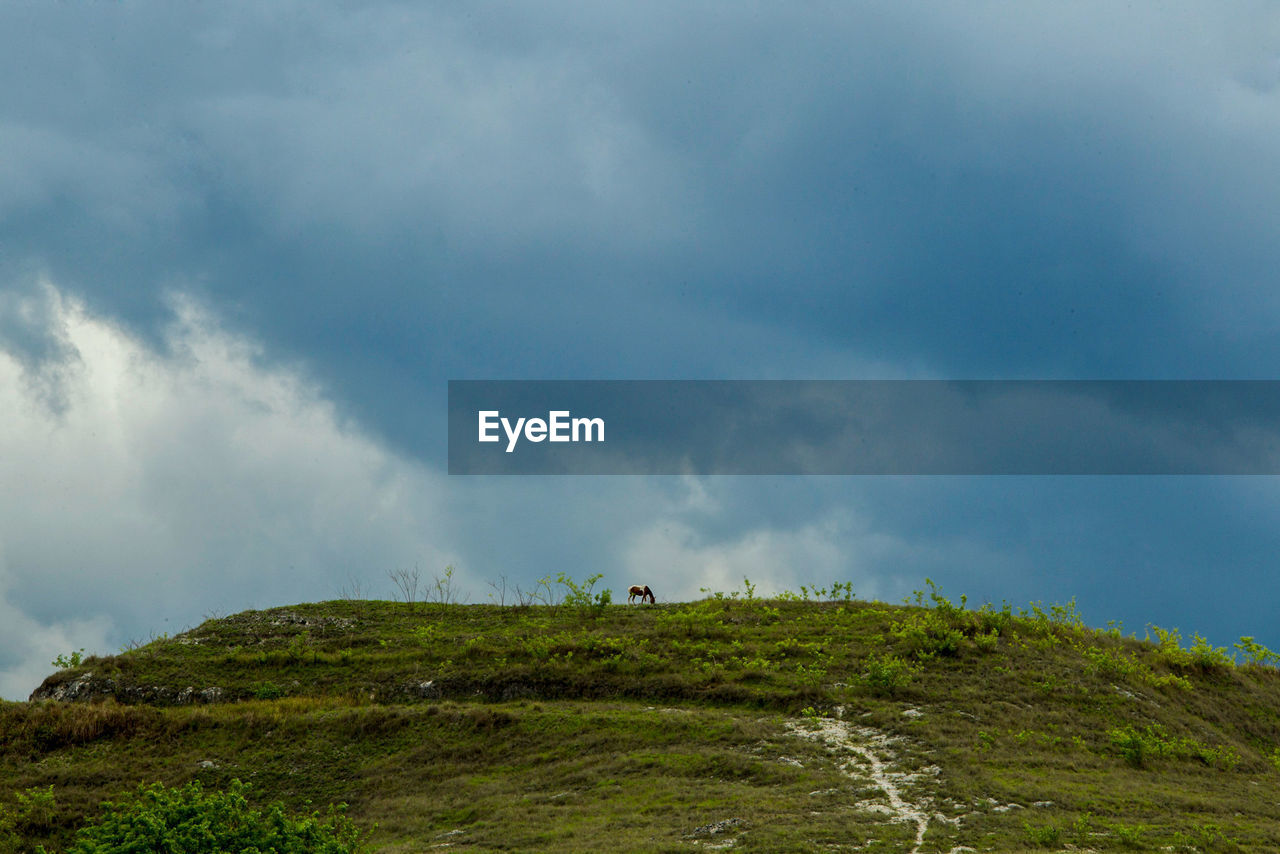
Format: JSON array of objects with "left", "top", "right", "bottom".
[
  {"left": 52, "top": 649, "right": 85, "bottom": 669},
  {"left": 1149, "top": 625, "right": 1193, "bottom": 669},
  {"left": 1111, "top": 822, "right": 1149, "bottom": 849},
  {"left": 891, "top": 613, "right": 964, "bottom": 660},
  {"left": 861, "top": 652, "right": 918, "bottom": 696},
  {"left": 974, "top": 629, "right": 1000, "bottom": 654},
  {"left": 829, "top": 580, "right": 856, "bottom": 601},
  {"left": 893, "top": 581, "right": 1015, "bottom": 658},
  {"left": 1107, "top": 723, "right": 1238, "bottom": 769},
  {"left": 253, "top": 682, "right": 284, "bottom": 700},
  {"left": 66, "top": 780, "right": 363, "bottom": 854},
  {"left": 1110, "top": 724, "right": 1156, "bottom": 767},
  {"left": 976, "top": 602, "right": 1013, "bottom": 636},
  {"left": 1023, "top": 821, "right": 1062, "bottom": 847},
  {"left": 1234, "top": 636, "right": 1280, "bottom": 667},
  {"left": 557, "top": 573, "right": 612, "bottom": 611},
  {"left": 1, "top": 785, "right": 58, "bottom": 850},
  {"left": 1188, "top": 632, "right": 1233, "bottom": 671}
]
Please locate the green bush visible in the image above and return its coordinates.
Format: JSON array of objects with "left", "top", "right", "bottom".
[
  {"left": 1108, "top": 723, "right": 1238, "bottom": 769},
  {"left": 254, "top": 681, "right": 284, "bottom": 700},
  {"left": 976, "top": 602, "right": 1013, "bottom": 636},
  {"left": 891, "top": 612, "right": 964, "bottom": 660},
  {"left": 556, "top": 573, "right": 612, "bottom": 611},
  {"left": 66, "top": 780, "right": 362, "bottom": 853},
  {"left": 893, "top": 581, "right": 1015, "bottom": 659},
  {"left": 1234, "top": 636, "right": 1280, "bottom": 667},
  {"left": 1023, "top": 820, "right": 1061, "bottom": 847},
  {"left": 1188, "top": 632, "right": 1233, "bottom": 671},
  {"left": 1, "top": 785, "right": 58, "bottom": 850},
  {"left": 1149, "top": 625, "right": 1193, "bottom": 669},
  {"left": 861, "top": 652, "right": 918, "bottom": 695},
  {"left": 52, "top": 649, "right": 85, "bottom": 669}
]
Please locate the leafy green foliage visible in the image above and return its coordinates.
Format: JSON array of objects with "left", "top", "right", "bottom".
[
  {"left": 66, "top": 780, "right": 362, "bottom": 854},
  {"left": 888, "top": 580, "right": 1011, "bottom": 661},
  {"left": 1108, "top": 723, "right": 1239, "bottom": 769},
  {"left": 0, "top": 785, "right": 57, "bottom": 850},
  {"left": 11, "top": 578, "right": 1280, "bottom": 852},
  {"left": 1149, "top": 626, "right": 1234, "bottom": 673},
  {"left": 1235, "top": 636, "right": 1280, "bottom": 667},
  {"left": 556, "top": 572, "right": 612, "bottom": 611},
  {"left": 860, "top": 652, "right": 918, "bottom": 695},
  {"left": 253, "top": 681, "right": 284, "bottom": 700},
  {"left": 1023, "top": 820, "right": 1062, "bottom": 847},
  {"left": 52, "top": 649, "right": 85, "bottom": 670}
]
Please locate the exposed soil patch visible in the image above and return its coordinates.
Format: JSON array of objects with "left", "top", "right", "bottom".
[{"left": 787, "top": 713, "right": 951, "bottom": 853}]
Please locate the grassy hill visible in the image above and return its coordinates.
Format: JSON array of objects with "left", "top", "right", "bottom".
[{"left": 6, "top": 579, "right": 1280, "bottom": 852}]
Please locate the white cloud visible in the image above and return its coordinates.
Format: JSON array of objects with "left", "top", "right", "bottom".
[
  {"left": 0, "top": 542, "right": 112, "bottom": 701},
  {"left": 620, "top": 512, "right": 882, "bottom": 603},
  {"left": 0, "top": 281, "right": 463, "bottom": 699}
]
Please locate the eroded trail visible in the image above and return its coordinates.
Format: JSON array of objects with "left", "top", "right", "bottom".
[{"left": 786, "top": 715, "right": 940, "bottom": 853}]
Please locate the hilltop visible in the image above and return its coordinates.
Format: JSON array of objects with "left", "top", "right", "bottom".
[{"left": 6, "top": 580, "right": 1280, "bottom": 852}]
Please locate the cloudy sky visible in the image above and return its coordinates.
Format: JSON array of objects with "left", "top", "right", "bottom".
[{"left": 4, "top": 2, "right": 1280, "bottom": 699}]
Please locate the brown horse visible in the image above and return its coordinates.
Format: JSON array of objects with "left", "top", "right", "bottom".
[{"left": 628, "top": 584, "right": 656, "bottom": 604}]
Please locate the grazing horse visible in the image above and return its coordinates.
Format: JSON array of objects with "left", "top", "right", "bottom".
[{"left": 628, "top": 584, "right": 656, "bottom": 604}]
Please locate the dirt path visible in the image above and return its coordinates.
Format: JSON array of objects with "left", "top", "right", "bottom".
[{"left": 786, "top": 713, "right": 942, "bottom": 853}]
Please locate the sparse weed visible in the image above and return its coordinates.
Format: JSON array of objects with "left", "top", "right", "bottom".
[
  {"left": 655, "top": 606, "right": 726, "bottom": 638},
  {"left": 286, "top": 631, "right": 310, "bottom": 663},
  {"left": 1111, "top": 821, "right": 1149, "bottom": 849},
  {"left": 1023, "top": 820, "right": 1061, "bottom": 847},
  {"left": 1071, "top": 812, "right": 1092, "bottom": 845},
  {"left": 387, "top": 565, "right": 422, "bottom": 609},
  {"left": 795, "top": 582, "right": 855, "bottom": 602},
  {"left": 829, "top": 581, "right": 856, "bottom": 601},
  {"left": 1172, "top": 823, "right": 1244, "bottom": 853},
  {"left": 428, "top": 565, "right": 463, "bottom": 612}
]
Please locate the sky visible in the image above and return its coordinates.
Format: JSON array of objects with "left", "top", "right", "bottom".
[{"left": 3, "top": 2, "right": 1280, "bottom": 699}]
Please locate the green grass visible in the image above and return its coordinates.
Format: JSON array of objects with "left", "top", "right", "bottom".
[{"left": 7, "top": 582, "right": 1280, "bottom": 851}]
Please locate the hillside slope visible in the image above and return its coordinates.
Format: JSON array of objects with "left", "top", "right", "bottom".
[{"left": 8, "top": 584, "right": 1280, "bottom": 852}]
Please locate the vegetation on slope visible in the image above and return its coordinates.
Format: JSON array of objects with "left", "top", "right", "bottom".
[{"left": 6, "top": 579, "right": 1280, "bottom": 852}]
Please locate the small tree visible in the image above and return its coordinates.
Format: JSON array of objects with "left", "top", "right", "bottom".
[
  {"left": 427, "top": 565, "right": 462, "bottom": 612},
  {"left": 387, "top": 565, "right": 422, "bottom": 609},
  {"left": 557, "top": 573, "right": 612, "bottom": 612}
]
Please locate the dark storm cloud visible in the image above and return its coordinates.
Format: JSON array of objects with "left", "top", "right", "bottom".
[
  {"left": 4, "top": 2, "right": 1280, "bottom": 696},
  {"left": 9, "top": 2, "right": 1279, "bottom": 444}
]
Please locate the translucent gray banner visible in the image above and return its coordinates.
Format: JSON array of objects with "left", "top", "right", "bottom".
[{"left": 447, "top": 380, "right": 1280, "bottom": 474}]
